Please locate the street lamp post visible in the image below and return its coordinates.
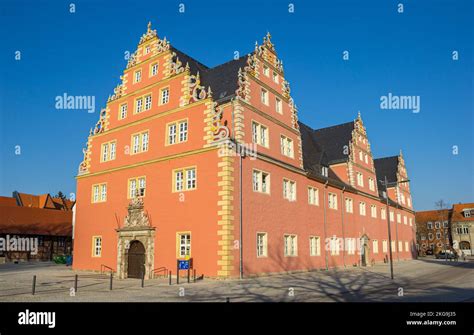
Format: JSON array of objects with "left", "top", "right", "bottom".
[{"left": 380, "top": 176, "right": 410, "bottom": 280}]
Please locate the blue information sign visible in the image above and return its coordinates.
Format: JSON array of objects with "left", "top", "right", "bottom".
[{"left": 178, "top": 260, "right": 190, "bottom": 270}]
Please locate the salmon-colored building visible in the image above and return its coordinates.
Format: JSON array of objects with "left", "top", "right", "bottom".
[{"left": 73, "top": 23, "right": 416, "bottom": 279}]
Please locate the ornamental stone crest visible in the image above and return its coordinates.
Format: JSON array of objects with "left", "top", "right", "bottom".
[
  {"left": 210, "top": 102, "right": 230, "bottom": 142},
  {"left": 123, "top": 197, "right": 151, "bottom": 228}
]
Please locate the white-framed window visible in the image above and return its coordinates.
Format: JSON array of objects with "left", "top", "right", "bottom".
[
  {"left": 144, "top": 45, "right": 151, "bottom": 55},
  {"left": 359, "top": 151, "right": 363, "bottom": 161},
  {"left": 308, "top": 187, "right": 319, "bottom": 206},
  {"left": 251, "top": 121, "right": 269, "bottom": 147},
  {"left": 400, "top": 193, "right": 405, "bottom": 204},
  {"left": 101, "top": 141, "right": 117, "bottom": 162},
  {"left": 131, "top": 131, "right": 149, "bottom": 154},
  {"left": 272, "top": 71, "right": 279, "bottom": 83},
  {"left": 263, "top": 64, "right": 270, "bottom": 77},
  {"left": 403, "top": 216, "right": 407, "bottom": 225},
  {"left": 92, "top": 236, "right": 102, "bottom": 257},
  {"left": 135, "top": 97, "right": 143, "bottom": 113},
  {"left": 436, "top": 232, "right": 441, "bottom": 239},
  {"left": 398, "top": 241, "right": 403, "bottom": 252},
  {"left": 119, "top": 103, "right": 128, "bottom": 120},
  {"left": 92, "top": 183, "right": 107, "bottom": 203},
  {"left": 330, "top": 236, "right": 340, "bottom": 255},
  {"left": 357, "top": 172, "right": 364, "bottom": 187},
  {"left": 253, "top": 170, "right": 270, "bottom": 194},
  {"left": 144, "top": 94, "right": 152, "bottom": 110},
  {"left": 150, "top": 62, "right": 159, "bottom": 76},
  {"left": 328, "top": 193, "right": 338, "bottom": 210},
  {"left": 390, "top": 211, "right": 394, "bottom": 222},
  {"left": 346, "top": 238, "right": 356, "bottom": 255},
  {"left": 283, "top": 179, "right": 296, "bottom": 202},
  {"left": 174, "top": 167, "right": 197, "bottom": 191},
  {"left": 134, "top": 69, "right": 142, "bottom": 83},
  {"left": 275, "top": 97, "right": 282, "bottom": 114},
  {"left": 345, "top": 197, "right": 353, "bottom": 213},
  {"left": 443, "top": 221, "right": 449, "bottom": 228},
  {"left": 167, "top": 120, "right": 188, "bottom": 145},
  {"left": 371, "top": 205, "right": 377, "bottom": 218},
  {"left": 427, "top": 222, "right": 433, "bottom": 229},
  {"left": 381, "top": 208, "right": 387, "bottom": 220},
  {"left": 261, "top": 88, "right": 269, "bottom": 105},
  {"left": 421, "top": 235, "right": 426, "bottom": 240},
  {"left": 407, "top": 197, "right": 411, "bottom": 207},
  {"left": 391, "top": 241, "right": 396, "bottom": 252},
  {"left": 160, "top": 87, "right": 170, "bottom": 105},
  {"left": 364, "top": 154, "right": 368, "bottom": 164},
  {"left": 397, "top": 213, "right": 401, "bottom": 223},
  {"left": 178, "top": 233, "right": 191, "bottom": 257},
  {"left": 435, "top": 221, "right": 440, "bottom": 229},
  {"left": 256, "top": 233, "right": 268, "bottom": 257},
  {"left": 428, "top": 233, "right": 434, "bottom": 240},
  {"left": 369, "top": 178, "right": 375, "bottom": 191},
  {"left": 465, "top": 211, "right": 471, "bottom": 218},
  {"left": 405, "top": 241, "right": 409, "bottom": 252},
  {"left": 382, "top": 240, "right": 388, "bottom": 253},
  {"left": 128, "top": 176, "right": 146, "bottom": 198},
  {"left": 373, "top": 240, "right": 379, "bottom": 254},
  {"left": 309, "top": 236, "right": 321, "bottom": 256},
  {"left": 284, "top": 234, "right": 297, "bottom": 257},
  {"left": 359, "top": 202, "right": 366, "bottom": 216},
  {"left": 280, "top": 135, "right": 294, "bottom": 158},
  {"left": 409, "top": 218, "right": 413, "bottom": 226}
]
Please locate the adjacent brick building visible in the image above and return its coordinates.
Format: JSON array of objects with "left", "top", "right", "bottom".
[{"left": 73, "top": 23, "right": 416, "bottom": 279}]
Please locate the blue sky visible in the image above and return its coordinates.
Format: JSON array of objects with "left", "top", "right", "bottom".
[{"left": 0, "top": 0, "right": 472, "bottom": 210}]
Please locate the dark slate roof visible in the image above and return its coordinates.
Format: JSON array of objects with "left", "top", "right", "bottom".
[
  {"left": 374, "top": 156, "right": 399, "bottom": 184},
  {"left": 311, "top": 121, "right": 354, "bottom": 164},
  {"left": 201, "top": 55, "right": 249, "bottom": 103},
  {"left": 171, "top": 47, "right": 209, "bottom": 74},
  {"left": 171, "top": 46, "right": 250, "bottom": 103},
  {"left": 298, "top": 122, "right": 329, "bottom": 173}
]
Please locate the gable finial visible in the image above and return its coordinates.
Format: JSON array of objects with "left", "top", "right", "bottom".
[
  {"left": 357, "top": 110, "right": 361, "bottom": 120},
  {"left": 147, "top": 21, "right": 152, "bottom": 33},
  {"left": 399, "top": 149, "right": 403, "bottom": 157}
]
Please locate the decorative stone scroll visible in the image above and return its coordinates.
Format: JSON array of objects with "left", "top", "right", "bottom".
[
  {"left": 235, "top": 68, "right": 250, "bottom": 102},
  {"left": 78, "top": 142, "right": 90, "bottom": 175},
  {"left": 93, "top": 108, "right": 107, "bottom": 135},
  {"left": 108, "top": 83, "right": 124, "bottom": 102},
  {"left": 188, "top": 72, "right": 208, "bottom": 103},
  {"left": 282, "top": 79, "right": 291, "bottom": 99},
  {"left": 210, "top": 102, "right": 230, "bottom": 142},
  {"left": 126, "top": 52, "right": 138, "bottom": 69},
  {"left": 169, "top": 52, "right": 184, "bottom": 76}
]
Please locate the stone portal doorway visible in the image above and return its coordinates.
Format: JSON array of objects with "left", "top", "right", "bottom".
[
  {"left": 116, "top": 197, "right": 155, "bottom": 279},
  {"left": 127, "top": 241, "right": 145, "bottom": 278}
]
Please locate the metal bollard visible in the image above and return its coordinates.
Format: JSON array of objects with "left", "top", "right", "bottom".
[
  {"left": 141, "top": 271, "right": 145, "bottom": 288},
  {"left": 109, "top": 272, "right": 113, "bottom": 290},
  {"left": 169, "top": 271, "right": 172, "bottom": 285},
  {"left": 74, "top": 274, "right": 78, "bottom": 293},
  {"left": 193, "top": 269, "right": 196, "bottom": 283},
  {"left": 187, "top": 269, "right": 190, "bottom": 283},
  {"left": 32, "top": 275, "right": 36, "bottom": 295}
]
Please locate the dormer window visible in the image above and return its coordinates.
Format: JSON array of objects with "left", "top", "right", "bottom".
[
  {"left": 321, "top": 166, "right": 328, "bottom": 177},
  {"left": 465, "top": 211, "right": 471, "bottom": 218}
]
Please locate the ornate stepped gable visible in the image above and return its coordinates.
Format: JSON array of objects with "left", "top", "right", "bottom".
[{"left": 78, "top": 26, "right": 304, "bottom": 174}]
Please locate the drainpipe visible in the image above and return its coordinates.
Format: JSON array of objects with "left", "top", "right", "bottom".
[
  {"left": 323, "top": 180, "right": 329, "bottom": 270},
  {"left": 239, "top": 151, "right": 243, "bottom": 279},
  {"left": 341, "top": 187, "right": 346, "bottom": 268}
]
